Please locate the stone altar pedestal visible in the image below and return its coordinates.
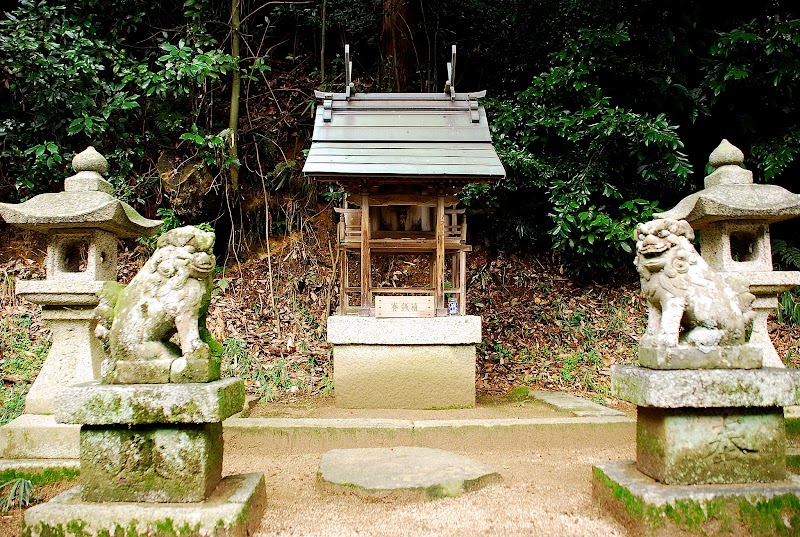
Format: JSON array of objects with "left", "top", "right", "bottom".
[
  {"left": 594, "top": 366, "right": 800, "bottom": 535},
  {"left": 327, "top": 316, "right": 481, "bottom": 409}
]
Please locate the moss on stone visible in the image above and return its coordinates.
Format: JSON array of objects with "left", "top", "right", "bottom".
[
  {"left": 738, "top": 494, "right": 800, "bottom": 536},
  {"left": 787, "top": 455, "right": 800, "bottom": 474},
  {"left": 785, "top": 418, "right": 800, "bottom": 439},
  {"left": 595, "top": 465, "right": 800, "bottom": 536}
]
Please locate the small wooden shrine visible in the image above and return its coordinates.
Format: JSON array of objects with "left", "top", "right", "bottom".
[{"left": 303, "top": 46, "right": 505, "bottom": 318}]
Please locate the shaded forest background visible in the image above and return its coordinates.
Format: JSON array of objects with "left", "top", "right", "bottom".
[{"left": 2, "top": 0, "right": 800, "bottom": 409}]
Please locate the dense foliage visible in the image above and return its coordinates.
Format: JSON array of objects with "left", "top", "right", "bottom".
[{"left": 1, "top": 1, "right": 800, "bottom": 273}]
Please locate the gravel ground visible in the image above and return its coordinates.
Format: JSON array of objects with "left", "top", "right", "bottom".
[{"left": 223, "top": 420, "right": 635, "bottom": 536}]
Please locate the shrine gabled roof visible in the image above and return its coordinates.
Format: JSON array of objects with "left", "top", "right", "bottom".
[{"left": 302, "top": 91, "right": 506, "bottom": 183}]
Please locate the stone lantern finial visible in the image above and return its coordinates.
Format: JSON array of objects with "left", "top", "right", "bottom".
[
  {"left": 72, "top": 146, "right": 108, "bottom": 174},
  {"left": 709, "top": 139, "right": 744, "bottom": 168},
  {"left": 65, "top": 146, "right": 113, "bottom": 194},
  {"left": 704, "top": 139, "right": 753, "bottom": 187}
]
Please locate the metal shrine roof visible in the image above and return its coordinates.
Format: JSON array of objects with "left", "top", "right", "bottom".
[{"left": 302, "top": 46, "right": 505, "bottom": 184}]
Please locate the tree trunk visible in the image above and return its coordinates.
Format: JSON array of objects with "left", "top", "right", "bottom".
[
  {"left": 229, "top": 0, "right": 241, "bottom": 190},
  {"left": 381, "top": 0, "right": 417, "bottom": 92}
]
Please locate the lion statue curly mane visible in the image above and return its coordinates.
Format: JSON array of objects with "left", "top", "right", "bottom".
[
  {"left": 95, "top": 225, "right": 219, "bottom": 383},
  {"left": 635, "top": 218, "right": 754, "bottom": 350}
]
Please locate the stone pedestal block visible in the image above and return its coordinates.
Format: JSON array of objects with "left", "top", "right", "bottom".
[
  {"left": 333, "top": 345, "right": 475, "bottom": 409},
  {"left": 55, "top": 377, "right": 244, "bottom": 425},
  {"left": 0, "top": 414, "right": 79, "bottom": 460},
  {"left": 23, "top": 306, "right": 105, "bottom": 415},
  {"left": 593, "top": 461, "right": 800, "bottom": 537},
  {"left": 638, "top": 342, "right": 762, "bottom": 370},
  {"left": 24, "top": 473, "right": 267, "bottom": 537},
  {"left": 80, "top": 423, "right": 223, "bottom": 503},
  {"left": 327, "top": 316, "right": 480, "bottom": 409},
  {"left": 636, "top": 407, "right": 785, "bottom": 485},
  {"left": 612, "top": 365, "right": 800, "bottom": 408}
]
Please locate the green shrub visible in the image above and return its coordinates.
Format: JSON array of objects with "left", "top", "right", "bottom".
[{"left": 471, "top": 26, "right": 691, "bottom": 272}]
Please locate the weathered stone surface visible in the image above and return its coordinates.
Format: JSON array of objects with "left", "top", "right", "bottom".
[
  {"left": 72, "top": 146, "right": 109, "bottom": 175},
  {"left": 0, "top": 414, "right": 79, "bottom": 459},
  {"left": 319, "top": 446, "right": 501, "bottom": 499},
  {"left": 708, "top": 139, "right": 745, "bottom": 171},
  {"left": 23, "top": 472, "right": 267, "bottom": 537},
  {"left": 638, "top": 342, "right": 762, "bottom": 370},
  {"left": 55, "top": 378, "right": 244, "bottom": 425},
  {"left": 80, "top": 423, "right": 222, "bottom": 502},
  {"left": 636, "top": 407, "right": 785, "bottom": 485},
  {"left": 170, "top": 355, "right": 222, "bottom": 383},
  {"left": 529, "top": 390, "right": 626, "bottom": 417},
  {"left": 327, "top": 315, "right": 482, "bottom": 345},
  {"left": 14, "top": 280, "right": 106, "bottom": 306},
  {"left": 64, "top": 171, "right": 114, "bottom": 194},
  {"left": 94, "top": 226, "right": 219, "bottom": 384},
  {"left": 0, "top": 191, "right": 161, "bottom": 238},
  {"left": 612, "top": 365, "right": 800, "bottom": 408},
  {"left": 658, "top": 185, "right": 800, "bottom": 228},
  {"left": 593, "top": 460, "right": 800, "bottom": 536},
  {"left": 635, "top": 218, "right": 754, "bottom": 350},
  {"left": 333, "top": 344, "right": 475, "bottom": 409},
  {"left": 23, "top": 307, "right": 104, "bottom": 415}
]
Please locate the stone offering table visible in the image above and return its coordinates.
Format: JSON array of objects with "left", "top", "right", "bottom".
[{"left": 327, "top": 316, "right": 481, "bottom": 408}]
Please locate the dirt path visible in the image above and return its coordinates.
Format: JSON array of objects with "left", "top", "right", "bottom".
[{"left": 224, "top": 420, "right": 635, "bottom": 536}]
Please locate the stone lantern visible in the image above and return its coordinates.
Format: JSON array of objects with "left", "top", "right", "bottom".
[
  {"left": 0, "top": 147, "right": 160, "bottom": 461},
  {"left": 659, "top": 139, "right": 800, "bottom": 366}
]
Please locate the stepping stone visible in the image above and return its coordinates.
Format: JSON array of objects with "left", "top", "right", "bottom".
[{"left": 318, "top": 446, "right": 501, "bottom": 499}]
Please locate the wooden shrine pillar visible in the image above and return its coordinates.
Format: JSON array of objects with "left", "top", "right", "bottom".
[
  {"left": 360, "top": 193, "right": 371, "bottom": 316},
  {"left": 435, "top": 194, "right": 446, "bottom": 315}
]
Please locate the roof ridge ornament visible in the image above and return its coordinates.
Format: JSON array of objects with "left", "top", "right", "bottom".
[
  {"left": 444, "top": 45, "right": 456, "bottom": 100},
  {"left": 344, "top": 44, "right": 354, "bottom": 100}
]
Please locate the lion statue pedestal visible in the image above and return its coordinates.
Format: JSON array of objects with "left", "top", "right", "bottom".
[{"left": 27, "top": 226, "right": 266, "bottom": 537}]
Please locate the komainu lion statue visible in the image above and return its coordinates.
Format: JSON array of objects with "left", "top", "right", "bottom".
[
  {"left": 635, "top": 218, "right": 754, "bottom": 350},
  {"left": 95, "top": 226, "right": 220, "bottom": 383}
]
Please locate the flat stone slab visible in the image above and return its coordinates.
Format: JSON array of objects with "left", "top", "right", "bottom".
[
  {"left": 55, "top": 378, "right": 244, "bottom": 425},
  {"left": 0, "top": 414, "right": 79, "bottom": 459},
  {"left": 638, "top": 343, "right": 762, "bottom": 370},
  {"left": 593, "top": 460, "right": 800, "bottom": 536},
  {"left": 612, "top": 365, "right": 800, "bottom": 408},
  {"left": 529, "top": 390, "right": 626, "bottom": 417},
  {"left": 23, "top": 472, "right": 266, "bottom": 537},
  {"left": 327, "top": 315, "right": 482, "bottom": 345},
  {"left": 318, "top": 446, "right": 501, "bottom": 499}
]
